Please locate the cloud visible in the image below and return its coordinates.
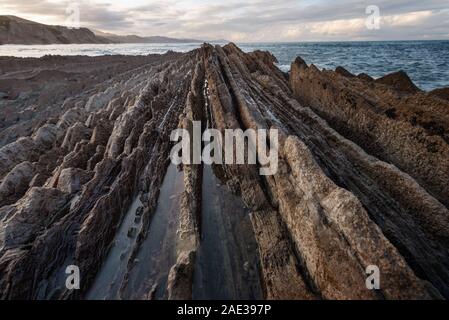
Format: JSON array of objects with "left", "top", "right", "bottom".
[
  {"left": 384, "top": 10, "right": 433, "bottom": 27},
  {"left": 1, "top": 0, "right": 449, "bottom": 41},
  {"left": 1, "top": 0, "right": 134, "bottom": 30}
]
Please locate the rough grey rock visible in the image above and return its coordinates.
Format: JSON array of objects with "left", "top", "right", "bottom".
[
  {"left": 0, "top": 187, "right": 69, "bottom": 250},
  {"left": 0, "top": 161, "right": 35, "bottom": 207},
  {"left": 33, "top": 124, "right": 62, "bottom": 148},
  {"left": 61, "top": 122, "right": 92, "bottom": 151},
  {"left": 0, "top": 137, "right": 39, "bottom": 178},
  {"left": 56, "top": 168, "right": 94, "bottom": 194}
]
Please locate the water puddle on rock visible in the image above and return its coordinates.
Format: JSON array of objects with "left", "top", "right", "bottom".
[
  {"left": 120, "top": 163, "right": 184, "bottom": 299},
  {"left": 193, "top": 165, "right": 263, "bottom": 299},
  {"left": 86, "top": 163, "right": 262, "bottom": 300},
  {"left": 87, "top": 196, "right": 144, "bottom": 300}
]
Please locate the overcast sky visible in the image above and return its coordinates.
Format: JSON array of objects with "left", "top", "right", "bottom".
[{"left": 2, "top": 0, "right": 449, "bottom": 41}]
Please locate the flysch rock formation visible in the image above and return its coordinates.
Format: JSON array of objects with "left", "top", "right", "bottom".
[{"left": 0, "top": 43, "right": 448, "bottom": 300}]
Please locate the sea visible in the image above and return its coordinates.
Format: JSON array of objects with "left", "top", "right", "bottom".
[{"left": 1, "top": 40, "right": 448, "bottom": 91}]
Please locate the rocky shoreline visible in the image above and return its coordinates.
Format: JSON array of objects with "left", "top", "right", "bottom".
[{"left": 0, "top": 43, "right": 448, "bottom": 299}]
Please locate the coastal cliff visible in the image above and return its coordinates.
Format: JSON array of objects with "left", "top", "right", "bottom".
[
  {"left": 0, "top": 16, "right": 210, "bottom": 45},
  {"left": 0, "top": 16, "right": 111, "bottom": 45},
  {"left": 0, "top": 44, "right": 448, "bottom": 300}
]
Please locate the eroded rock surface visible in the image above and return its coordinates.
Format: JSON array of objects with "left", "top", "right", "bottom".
[{"left": 0, "top": 44, "right": 448, "bottom": 300}]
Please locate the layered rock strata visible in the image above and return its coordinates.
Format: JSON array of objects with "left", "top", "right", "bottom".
[{"left": 0, "top": 44, "right": 448, "bottom": 300}]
